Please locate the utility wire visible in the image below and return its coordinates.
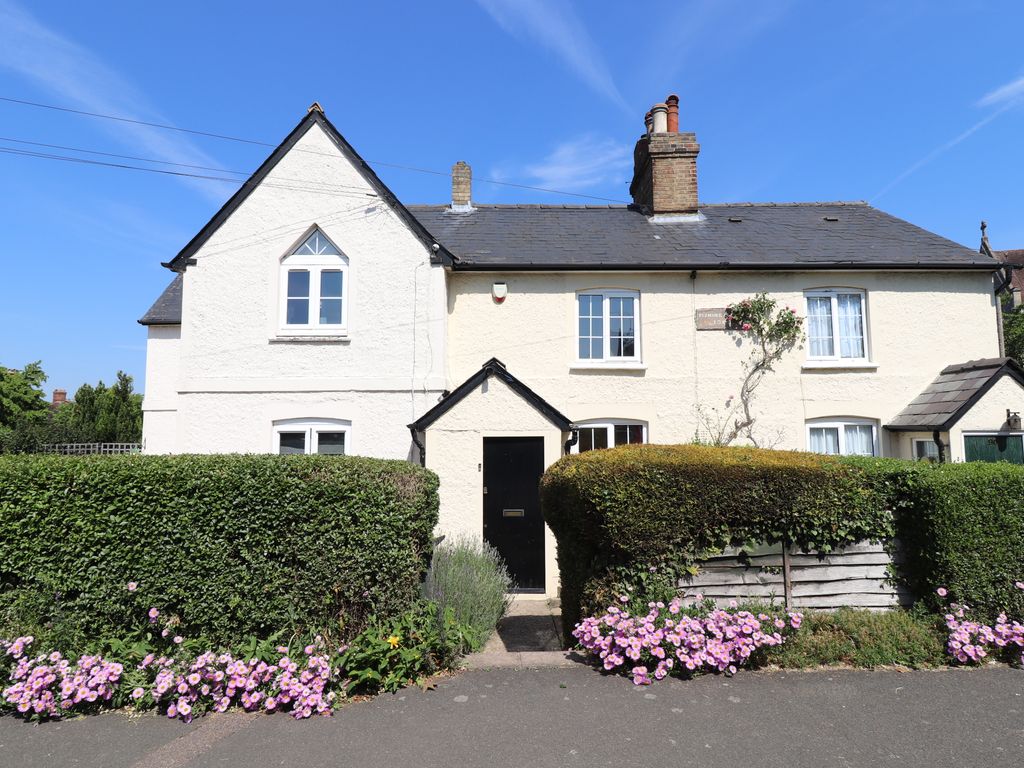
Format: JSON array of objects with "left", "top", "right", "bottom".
[{"left": 0, "top": 95, "right": 630, "bottom": 203}]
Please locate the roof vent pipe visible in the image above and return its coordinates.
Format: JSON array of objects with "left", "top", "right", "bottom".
[
  {"left": 644, "top": 110, "right": 654, "bottom": 135},
  {"left": 666, "top": 94, "right": 679, "bottom": 132},
  {"left": 651, "top": 103, "right": 668, "bottom": 133}
]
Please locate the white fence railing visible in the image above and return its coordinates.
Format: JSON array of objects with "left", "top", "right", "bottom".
[{"left": 41, "top": 443, "right": 141, "bottom": 455}]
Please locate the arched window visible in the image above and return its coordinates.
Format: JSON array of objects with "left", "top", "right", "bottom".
[{"left": 279, "top": 228, "right": 348, "bottom": 333}]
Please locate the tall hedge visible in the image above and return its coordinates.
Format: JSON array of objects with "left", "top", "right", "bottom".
[
  {"left": 542, "top": 444, "right": 1024, "bottom": 637},
  {"left": 540, "top": 444, "right": 896, "bottom": 636},
  {"left": 0, "top": 454, "right": 438, "bottom": 647}
]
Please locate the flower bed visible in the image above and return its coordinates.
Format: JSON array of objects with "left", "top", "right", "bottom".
[
  {"left": 572, "top": 595, "right": 802, "bottom": 684},
  {"left": 940, "top": 583, "right": 1024, "bottom": 667}
]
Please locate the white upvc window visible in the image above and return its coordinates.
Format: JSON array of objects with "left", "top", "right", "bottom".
[
  {"left": 273, "top": 418, "right": 350, "bottom": 455},
  {"left": 806, "top": 418, "right": 878, "bottom": 456},
  {"left": 576, "top": 290, "right": 641, "bottom": 364},
  {"left": 912, "top": 438, "right": 941, "bottom": 463},
  {"left": 279, "top": 228, "right": 348, "bottom": 334},
  {"left": 572, "top": 420, "right": 647, "bottom": 453},
  {"left": 804, "top": 289, "right": 868, "bottom": 362}
]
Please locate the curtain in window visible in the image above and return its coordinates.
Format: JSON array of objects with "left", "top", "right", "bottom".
[
  {"left": 844, "top": 425, "right": 875, "bottom": 456},
  {"left": 806, "top": 297, "right": 834, "bottom": 357},
  {"left": 837, "top": 293, "right": 865, "bottom": 358},
  {"left": 809, "top": 427, "right": 840, "bottom": 455}
]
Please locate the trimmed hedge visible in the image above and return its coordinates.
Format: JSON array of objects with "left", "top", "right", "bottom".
[
  {"left": 0, "top": 454, "right": 438, "bottom": 647},
  {"left": 541, "top": 444, "right": 895, "bottom": 636},
  {"left": 542, "top": 445, "right": 1024, "bottom": 638}
]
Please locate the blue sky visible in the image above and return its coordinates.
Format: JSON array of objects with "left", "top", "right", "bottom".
[{"left": 1, "top": 0, "right": 1023, "bottom": 396}]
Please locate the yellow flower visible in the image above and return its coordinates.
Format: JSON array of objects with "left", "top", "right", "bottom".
[{"left": 387, "top": 635, "right": 400, "bottom": 649}]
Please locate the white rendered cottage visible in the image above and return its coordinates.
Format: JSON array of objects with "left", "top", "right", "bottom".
[{"left": 139, "top": 99, "right": 1024, "bottom": 596}]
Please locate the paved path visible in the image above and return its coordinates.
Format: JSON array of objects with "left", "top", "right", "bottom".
[
  {"left": 466, "top": 596, "right": 577, "bottom": 668},
  {"left": 1, "top": 666, "right": 1021, "bottom": 767}
]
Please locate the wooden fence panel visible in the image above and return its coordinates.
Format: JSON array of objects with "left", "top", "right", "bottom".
[{"left": 678, "top": 540, "right": 911, "bottom": 611}]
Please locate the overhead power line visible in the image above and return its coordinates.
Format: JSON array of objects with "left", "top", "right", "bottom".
[{"left": 0, "top": 95, "right": 630, "bottom": 203}]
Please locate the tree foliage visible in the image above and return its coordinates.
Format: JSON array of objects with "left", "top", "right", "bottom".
[
  {"left": 1004, "top": 305, "right": 1024, "bottom": 364},
  {"left": 0, "top": 364, "right": 143, "bottom": 453}
]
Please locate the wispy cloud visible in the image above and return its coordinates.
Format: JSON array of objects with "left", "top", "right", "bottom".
[
  {"left": 977, "top": 73, "right": 1024, "bottom": 108},
  {"left": 475, "top": 0, "right": 628, "bottom": 112},
  {"left": 0, "top": 1, "right": 232, "bottom": 203},
  {"left": 513, "top": 134, "right": 632, "bottom": 193},
  {"left": 872, "top": 74, "right": 1024, "bottom": 202}
]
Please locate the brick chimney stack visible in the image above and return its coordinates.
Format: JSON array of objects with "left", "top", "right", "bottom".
[
  {"left": 629, "top": 93, "right": 700, "bottom": 218},
  {"left": 52, "top": 389, "right": 67, "bottom": 407},
  {"left": 451, "top": 160, "right": 472, "bottom": 212}
]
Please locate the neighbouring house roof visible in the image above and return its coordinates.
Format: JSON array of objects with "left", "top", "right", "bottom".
[
  {"left": 138, "top": 274, "right": 183, "bottom": 325},
  {"left": 885, "top": 358, "right": 1024, "bottom": 432},
  {"left": 409, "top": 358, "right": 572, "bottom": 432},
  {"left": 407, "top": 202, "right": 999, "bottom": 272},
  {"left": 996, "top": 249, "right": 1024, "bottom": 293},
  {"left": 162, "top": 107, "right": 456, "bottom": 273}
]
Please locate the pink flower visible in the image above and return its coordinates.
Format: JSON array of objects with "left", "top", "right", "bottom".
[
  {"left": 131, "top": 687, "right": 145, "bottom": 700},
  {"left": 173, "top": 636, "right": 183, "bottom": 645},
  {"left": 1015, "top": 581, "right": 1024, "bottom": 591},
  {"left": 936, "top": 587, "right": 948, "bottom": 598},
  {"left": 127, "top": 582, "right": 138, "bottom": 592},
  {"left": 148, "top": 608, "right": 159, "bottom": 621}
]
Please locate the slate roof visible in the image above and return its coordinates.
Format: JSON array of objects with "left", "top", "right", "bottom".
[
  {"left": 408, "top": 202, "right": 998, "bottom": 271},
  {"left": 138, "top": 274, "right": 183, "bottom": 325},
  {"left": 885, "top": 358, "right": 1024, "bottom": 431}
]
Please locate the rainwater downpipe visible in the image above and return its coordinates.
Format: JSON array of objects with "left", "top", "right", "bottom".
[{"left": 410, "top": 427, "right": 425, "bottom": 467}]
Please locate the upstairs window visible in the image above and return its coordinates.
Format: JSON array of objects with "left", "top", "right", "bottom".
[
  {"left": 274, "top": 418, "right": 350, "bottom": 455},
  {"left": 807, "top": 418, "right": 877, "bottom": 456},
  {"left": 576, "top": 290, "right": 640, "bottom": 363},
  {"left": 280, "top": 228, "right": 348, "bottom": 333},
  {"left": 573, "top": 420, "right": 647, "bottom": 453},
  {"left": 805, "top": 289, "right": 867, "bottom": 361}
]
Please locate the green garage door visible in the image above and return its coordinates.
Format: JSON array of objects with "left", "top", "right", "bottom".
[{"left": 964, "top": 434, "right": 1024, "bottom": 464}]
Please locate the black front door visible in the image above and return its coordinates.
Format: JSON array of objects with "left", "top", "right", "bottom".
[{"left": 482, "top": 437, "right": 545, "bottom": 591}]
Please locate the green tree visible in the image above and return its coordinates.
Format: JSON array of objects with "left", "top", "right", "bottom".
[
  {"left": 0, "top": 361, "right": 48, "bottom": 428},
  {"left": 1005, "top": 306, "right": 1024, "bottom": 364},
  {"left": 72, "top": 372, "right": 142, "bottom": 442}
]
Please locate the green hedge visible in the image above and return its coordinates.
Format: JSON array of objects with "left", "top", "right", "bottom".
[
  {"left": 542, "top": 445, "right": 1024, "bottom": 637},
  {"left": 540, "top": 444, "right": 896, "bottom": 636},
  {"left": 0, "top": 454, "right": 438, "bottom": 647},
  {"left": 861, "top": 458, "right": 1024, "bottom": 622}
]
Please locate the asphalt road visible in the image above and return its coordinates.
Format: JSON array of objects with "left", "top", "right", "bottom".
[{"left": 0, "top": 665, "right": 1021, "bottom": 768}]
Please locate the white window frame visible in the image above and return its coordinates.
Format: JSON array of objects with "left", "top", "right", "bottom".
[
  {"left": 272, "top": 418, "right": 351, "bottom": 455},
  {"left": 278, "top": 228, "right": 349, "bottom": 336},
  {"left": 806, "top": 418, "right": 879, "bottom": 457},
  {"left": 574, "top": 289, "right": 641, "bottom": 366},
  {"left": 571, "top": 420, "right": 648, "bottom": 453},
  {"left": 912, "top": 438, "right": 941, "bottom": 463},
  {"left": 804, "top": 288, "right": 869, "bottom": 363}
]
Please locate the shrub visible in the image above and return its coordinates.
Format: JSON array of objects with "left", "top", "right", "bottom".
[
  {"left": 764, "top": 607, "right": 945, "bottom": 669},
  {"left": 0, "top": 454, "right": 438, "bottom": 647},
  {"left": 937, "top": 584, "right": 1024, "bottom": 666},
  {"left": 422, "top": 536, "right": 512, "bottom": 651},
  {"left": 541, "top": 444, "right": 895, "bottom": 638}
]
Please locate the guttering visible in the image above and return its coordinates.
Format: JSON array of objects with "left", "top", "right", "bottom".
[
  {"left": 409, "top": 427, "right": 425, "bottom": 467},
  {"left": 563, "top": 428, "right": 579, "bottom": 455},
  {"left": 932, "top": 430, "right": 947, "bottom": 464},
  {"left": 449, "top": 261, "right": 1002, "bottom": 273}
]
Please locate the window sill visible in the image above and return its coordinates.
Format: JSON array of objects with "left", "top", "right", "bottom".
[
  {"left": 801, "top": 360, "right": 877, "bottom": 371},
  {"left": 569, "top": 362, "right": 647, "bottom": 372},
  {"left": 270, "top": 334, "right": 350, "bottom": 343}
]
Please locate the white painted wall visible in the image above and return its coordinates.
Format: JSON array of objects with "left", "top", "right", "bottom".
[
  {"left": 144, "top": 120, "right": 447, "bottom": 458},
  {"left": 445, "top": 269, "right": 1000, "bottom": 458},
  {"left": 141, "top": 325, "right": 181, "bottom": 454},
  {"left": 949, "top": 375, "right": 1024, "bottom": 461},
  {"left": 423, "top": 375, "right": 564, "bottom": 596}
]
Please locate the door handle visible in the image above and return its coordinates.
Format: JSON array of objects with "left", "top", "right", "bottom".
[{"left": 502, "top": 509, "right": 525, "bottom": 518}]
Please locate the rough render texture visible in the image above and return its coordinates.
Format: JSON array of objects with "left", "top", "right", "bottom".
[
  {"left": 142, "top": 121, "right": 447, "bottom": 456},
  {"left": 423, "top": 375, "right": 564, "bottom": 596},
  {"left": 445, "top": 269, "right": 1001, "bottom": 456}
]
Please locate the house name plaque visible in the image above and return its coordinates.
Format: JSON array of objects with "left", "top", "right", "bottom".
[{"left": 695, "top": 307, "right": 730, "bottom": 331}]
